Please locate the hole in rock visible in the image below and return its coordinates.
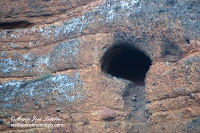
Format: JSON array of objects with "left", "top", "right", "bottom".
[
  {"left": 0, "top": 21, "right": 34, "bottom": 29},
  {"left": 101, "top": 44, "right": 152, "bottom": 86}
]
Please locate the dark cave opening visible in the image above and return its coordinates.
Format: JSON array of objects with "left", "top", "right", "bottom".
[{"left": 101, "top": 44, "right": 152, "bottom": 86}]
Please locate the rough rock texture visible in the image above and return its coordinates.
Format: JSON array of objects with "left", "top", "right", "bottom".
[
  {"left": 101, "top": 108, "right": 116, "bottom": 120},
  {"left": 0, "top": 0, "right": 200, "bottom": 132}
]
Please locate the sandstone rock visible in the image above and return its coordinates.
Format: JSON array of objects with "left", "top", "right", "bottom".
[
  {"left": 0, "top": 0, "right": 199, "bottom": 132},
  {"left": 101, "top": 108, "right": 116, "bottom": 120}
]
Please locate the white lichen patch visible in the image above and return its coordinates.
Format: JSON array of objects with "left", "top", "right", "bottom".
[
  {"left": 37, "top": 55, "right": 50, "bottom": 65},
  {"left": 35, "top": 39, "right": 80, "bottom": 72},
  {"left": 39, "top": 26, "right": 52, "bottom": 38},
  {"left": 0, "top": 52, "right": 7, "bottom": 57},
  {"left": 0, "top": 72, "right": 84, "bottom": 110},
  {"left": 63, "top": 18, "right": 82, "bottom": 34},
  {"left": 54, "top": 39, "right": 80, "bottom": 57},
  {"left": 0, "top": 38, "right": 80, "bottom": 77},
  {"left": 0, "top": 58, "right": 21, "bottom": 74},
  {"left": 53, "top": 17, "right": 89, "bottom": 41},
  {"left": 8, "top": 43, "right": 20, "bottom": 48},
  {"left": 0, "top": 30, "right": 8, "bottom": 39},
  {"left": 51, "top": 0, "right": 141, "bottom": 40}
]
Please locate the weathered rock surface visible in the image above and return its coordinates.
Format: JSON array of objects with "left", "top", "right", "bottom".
[
  {"left": 0, "top": 0, "right": 199, "bottom": 132},
  {"left": 101, "top": 108, "right": 116, "bottom": 120}
]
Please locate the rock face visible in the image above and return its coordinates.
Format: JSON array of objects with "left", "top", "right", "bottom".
[{"left": 0, "top": 0, "right": 200, "bottom": 132}]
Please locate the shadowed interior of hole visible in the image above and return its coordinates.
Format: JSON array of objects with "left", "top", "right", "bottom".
[{"left": 101, "top": 44, "right": 152, "bottom": 86}]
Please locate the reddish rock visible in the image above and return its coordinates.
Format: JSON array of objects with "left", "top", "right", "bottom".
[
  {"left": 101, "top": 108, "right": 116, "bottom": 120},
  {"left": 0, "top": 0, "right": 199, "bottom": 132}
]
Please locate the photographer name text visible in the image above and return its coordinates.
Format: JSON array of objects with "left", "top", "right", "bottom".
[{"left": 11, "top": 116, "right": 62, "bottom": 122}]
